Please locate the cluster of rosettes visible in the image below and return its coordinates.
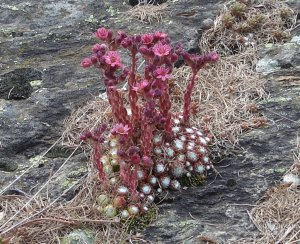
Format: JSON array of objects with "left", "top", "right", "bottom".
[
  {"left": 93, "top": 117, "right": 212, "bottom": 219},
  {"left": 150, "top": 116, "right": 212, "bottom": 189}
]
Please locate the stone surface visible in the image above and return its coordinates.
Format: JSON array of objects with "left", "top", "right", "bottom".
[
  {"left": 61, "top": 229, "right": 95, "bottom": 244},
  {"left": 256, "top": 42, "right": 300, "bottom": 75}
]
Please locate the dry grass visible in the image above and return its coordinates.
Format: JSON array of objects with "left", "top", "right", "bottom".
[
  {"left": 199, "top": 0, "right": 296, "bottom": 56},
  {"left": 249, "top": 137, "right": 300, "bottom": 243},
  {"left": 126, "top": 3, "right": 168, "bottom": 24},
  {"left": 61, "top": 98, "right": 112, "bottom": 147},
  {"left": 0, "top": 171, "right": 152, "bottom": 243},
  {"left": 171, "top": 48, "right": 267, "bottom": 145}
]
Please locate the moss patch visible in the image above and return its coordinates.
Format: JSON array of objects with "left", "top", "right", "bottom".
[{"left": 126, "top": 205, "right": 157, "bottom": 231}]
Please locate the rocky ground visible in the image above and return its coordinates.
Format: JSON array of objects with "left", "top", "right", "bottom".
[{"left": 0, "top": 0, "right": 299, "bottom": 242}]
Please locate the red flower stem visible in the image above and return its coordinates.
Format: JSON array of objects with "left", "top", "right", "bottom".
[
  {"left": 159, "top": 83, "right": 172, "bottom": 137},
  {"left": 141, "top": 111, "right": 154, "bottom": 156},
  {"left": 107, "top": 87, "right": 131, "bottom": 126},
  {"left": 183, "top": 71, "right": 197, "bottom": 124},
  {"left": 129, "top": 168, "right": 138, "bottom": 200},
  {"left": 93, "top": 142, "right": 105, "bottom": 182},
  {"left": 128, "top": 51, "right": 140, "bottom": 129}
]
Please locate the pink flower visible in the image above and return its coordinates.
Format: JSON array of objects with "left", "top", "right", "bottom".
[
  {"left": 131, "top": 154, "right": 141, "bottom": 164},
  {"left": 154, "top": 31, "right": 168, "bottom": 40},
  {"left": 92, "top": 44, "right": 102, "bottom": 53},
  {"left": 95, "top": 27, "right": 110, "bottom": 40},
  {"left": 154, "top": 67, "right": 171, "bottom": 81},
  {"left": 141, "top": 34, "right": 154, "bottom": 45},
  {"left": 92, "top": 43, "right": 107, "bottom": 53},
  {"left": 103, "top": 51, "right": 122, "bottom": 68},
  {"left": 132, "top": 80, "right": 149, "bottom": 92},
  {"left": 81, "top": 58, "right": 92, "bottom": 68},
  {"left": 153, "top": 42, "right": 171, "bottom": 57},
  {"left": 111, "top": 123, "right": 130, "bottom": 135}
]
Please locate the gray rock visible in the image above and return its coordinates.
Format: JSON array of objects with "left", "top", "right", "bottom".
[
  {"left": 201, "top": 18, "right": 214, "bottom": 30},
  {"left": 0, "top": 157, "right": 18, "bottom": 172},
  {"left": 61, "top": 229, "right": 95, "bottom": 244},
  {"left": 256, "top": 42, "right": 300, "bottom": 75},
  {"left": 291, "top": 35, "right": 300, "bottom": 45}
]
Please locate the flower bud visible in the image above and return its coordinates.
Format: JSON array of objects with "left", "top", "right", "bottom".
[
  {"left": 194, "top": 163, "right": 205, "bottom": 174},
  {"left": 121, "top": 38, "right": 133, "bottom": 48},
  {"left": 155, "top": 162, "right": 165, "bottom": 175},
  {"left": 147, "top": 195, "right": 154, "bottom": 203},
  {"left": 131, "top": 154, "right": 141, "bottom": 164},
  {"left": 117, "top": 150, "right": 126, "bottom": 158},
  {"left": 95, "top": 27, "right": 109, "bottom": 41},
  {"left": 170, "top": 53, "right": 179, "bottom": 63},
  {"left": 107, "top": 30, "right": 113, "bottom": 39},
  {"left": 90, "top": 55, "right": 98, "bottom": 64},
  {"left": 117, "top": 30, "right": 127, "bottom": 39},
  {"left": 139, "top": 45, "right": 149, "bottom": 55},
  {"left": 81, "top": 58, "right": 92, "bottom": 68},
  {"left": 170, "top": 180, "right": 181, "bottom": 190},
  {"left": 135, "top": 34, "right": 141, "bottom": 43},
  {"left": 99, "top": 44, "right": 107, "bottom": 53},
  {"left": 92, "top": 44, "right": 102, "bottom": 53},
  {"left": 128, "top": 146, "right": 140, "bottom": 155},
  {"left": 141, "top": 156, "right": 153, "bottom": 168}
]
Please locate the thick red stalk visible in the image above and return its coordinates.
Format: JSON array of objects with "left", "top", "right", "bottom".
[
  {"left": 128, "top": 51, "right": 140, "bottom": 128},
  {"left": 107, "top": 87, "right": 131, "bottom": 126},
  {"left": 93, "top": 142, "right": 105, "bottom": 182},
  {"left": 183, "top": 71, "right": 197, "bottom": 124},
  {"left": 141, "top": 111, "right": 154, "bottom": 156},
  {"left": 120, "top": 162, "right": 130, "bottom": 186},
  {"left": 159, "top": 85, "right": 172, "bottom": 137},
  {"left": 129, "top": 168, "right": 138, "bottom": 200}
]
